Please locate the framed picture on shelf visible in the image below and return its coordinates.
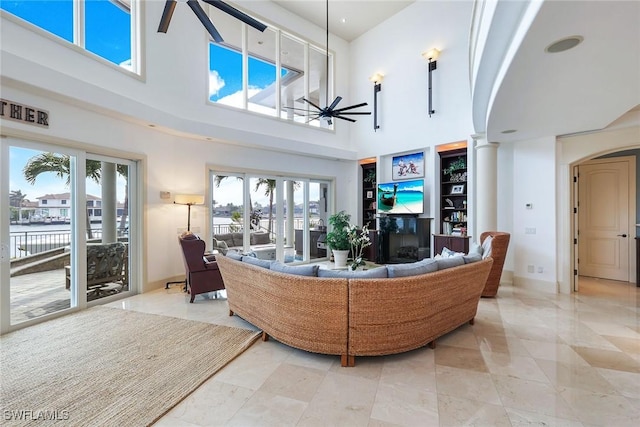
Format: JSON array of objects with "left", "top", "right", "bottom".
[
  {"left": 451, "top": 184, "right": 465, "bottom": 194},
  {"left": 392, "top": 151, "right": 424, "bottom": 180},
  {"left": 366, "top": 190, "right": 373, "bottom": 199}
]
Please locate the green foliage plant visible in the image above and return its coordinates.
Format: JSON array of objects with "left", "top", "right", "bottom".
[{"left": 325, "top": 211, "right": 351, "bottom": 251}]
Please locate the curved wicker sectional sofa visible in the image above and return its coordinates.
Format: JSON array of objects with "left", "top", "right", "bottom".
[{"left": 216, "top": 254, "right": 493, "bottom": 367}]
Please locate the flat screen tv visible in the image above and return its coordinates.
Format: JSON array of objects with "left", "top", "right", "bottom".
[{"left": 377, "top": 179, "right": 424, "bottom": 214}]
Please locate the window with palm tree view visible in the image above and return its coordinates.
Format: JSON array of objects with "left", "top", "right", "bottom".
[{"left": 211, "top": 172, "right": 329, "bottom": 263}]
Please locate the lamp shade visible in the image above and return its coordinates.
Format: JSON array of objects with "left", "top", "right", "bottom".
[
  {"left": 369, "top": 73, "right": 384, "bottom": 84},
  {"left": 174, "top": 194, "right": 204, "bottom": 205},
  {"left": 422, "top": 48, "right": 440, "bottom": 61}
]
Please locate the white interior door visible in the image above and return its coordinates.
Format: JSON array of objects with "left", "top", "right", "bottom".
[{"left": 578, "top": 158, "right": 631, "bottom": 281}]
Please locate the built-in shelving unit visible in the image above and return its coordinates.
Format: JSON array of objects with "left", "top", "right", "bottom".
[
  {"left": 361, "top": 162, "right": 377, "bottom": 227},
  {"left": 435, "top": 147, "right": 470, "bottom": 254}
]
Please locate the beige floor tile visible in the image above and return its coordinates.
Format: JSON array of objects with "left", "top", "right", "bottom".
[
  {"left": 595, "top": 367, "right": 640, "bottom": 399},
  {"left": 520, "top": 340, "right": 590, "bottom": 366},
  {"left": 165, "top": 379, "right": 255, "bottom": 426},
  {"left": 571, "top": 346, "right": 640, "bottom": 373},
  {"left": 492, "top": 375, "right": 577, "bottom": 419},
  {"left": 370, "top": 382, "right": 439, "bottom": 426},
  {"left": 434, "top": 328, "right": 480, "bottom": 349},
  {"left": 559, "top": 386, "right": 640, "bottom": 427},
  {"left": 435, "top": 365, "right": 502, "bottom": 405},
  {"left": 434, "top": 345, "right": 489, "bottom": 373},
  {"left": 225, "top": 390, "right": 308, "bottom": 426},
  {"left": 603, "top": 335, "right": 640, "bottom": 355},
  {"left": 379, "top": 348, "right": 437, "bottom": 393},
  {"left": 257, "top": 363, "right": 326, "bottom": 403},
  {"left": 297, "top": 371, "right": 378, "bottom": 426},
  {"left": 438, "top": 394, "right": 510, "bottom": 427},
  {"left": 536, "top": 359, "right": 618, "bottom": 394},
  {"left": 482, "top": 352, "right": 550, "bottom": 382},
  {"left": 505, "top": 407, "right": 584, "bottom": 427},
  {"left": 476, "top": 334, "right": 531, "bottom": 356}
]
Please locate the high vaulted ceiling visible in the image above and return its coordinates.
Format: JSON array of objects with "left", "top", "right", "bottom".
[{"left": 272, "top": 0, "right": 415, "bottom": 41}]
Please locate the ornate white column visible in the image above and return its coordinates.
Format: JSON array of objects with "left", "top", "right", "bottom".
[{"left": 473, "top": 134, "right": 499, "bottom": 234}]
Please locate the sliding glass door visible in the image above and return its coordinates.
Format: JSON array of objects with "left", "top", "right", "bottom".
[
  {"left": 210, "top": 170, "right": 330, "bottom": 263},
  {"left": 1, "top": 138, "right": 139, "bottom": 333}
]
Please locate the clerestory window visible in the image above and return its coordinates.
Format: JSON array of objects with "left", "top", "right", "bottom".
[
  {"left": 1, "top": 0, "right": 138, "bottom": 73},
  {"left": 206, "top": 4, "right": 333, "bottom": 128}
]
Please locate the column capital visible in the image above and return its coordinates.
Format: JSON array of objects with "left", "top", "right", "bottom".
[{"left": 475, "top": 140, "right": 500, "bottom": 151}]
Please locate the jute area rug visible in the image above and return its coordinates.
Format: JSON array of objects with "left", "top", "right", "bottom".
[{"left": 0, "top": 306, "right": 261, "bottom": 426}]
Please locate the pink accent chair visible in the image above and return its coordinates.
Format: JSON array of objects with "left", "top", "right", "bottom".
[{"left": 179, "top": 234, "right": 225, "bottom": 303}]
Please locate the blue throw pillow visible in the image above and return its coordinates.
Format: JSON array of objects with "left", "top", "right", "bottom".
[
  {"left": 463, "top": 253, "right": 482, "bottom": 264},
  {"left": 270, "top": 261, "right": 319, "bottom": 277},
  {"left": 318, "top": 266, "right": 388, "bottom": 278},
  {"left": 436, "top": 256, "right": 465, "bottom": 270},
  {"left": 226, "top": 251, "right": 243, "bottom": 261},
  {"left": 242, "top": 256, "right": 272, "bottom": 269},
  {"left": 386, "top": 259, "right": 439, "bottom": 278}
]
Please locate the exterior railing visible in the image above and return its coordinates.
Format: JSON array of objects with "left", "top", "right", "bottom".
[{"left": 9, "top": 228, "right": 106, "bottom": 259}]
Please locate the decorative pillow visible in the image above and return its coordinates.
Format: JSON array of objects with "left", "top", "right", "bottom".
[
  {"left": 214, "top": 233, "right": 235, "bottom": 248},
  {"left": 251, "top": 232, "right": 271, "bottom": 245},
  {"left": 467, "top": 242, "right": 482, "bottom": 256},
  {"left": 481, "top": 235, "right": 493, "bottom": 259},
  {"left": 225, "top": 251, "right": 243, "bottom": 261},
  {"left": 436, "top": 256, "right": 465, "bottom": 270},
  {"left": 318, "top": 266, "right": 388, "bottom": 278},
  {"left": 270, "top": 261, "right": 319, "bottom": 277},
  {"left": 213, "top": 238, "right": 229, "bottom": 255},
  {"left": 241, "top": 255, "right": 271, "bottom": 269},
  {"left": 386, "top": 259, "right": 439, "bottom": 278},
  {"left": 440, "top": 246, "right": 456, "bottom": 258},
  {"left": 463, "top": 253, "right": 482, "bottom": 264}
]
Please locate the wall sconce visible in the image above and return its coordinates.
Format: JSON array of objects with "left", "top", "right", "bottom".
[
  {"left": 174, "top": 194, "right": 205, "bottom": 232},
  {"left": 422, "top": 48, "right": 440, "bottom": 117},
  {"left": 369, "top": 73, "right": 384, "bottom": 131}
]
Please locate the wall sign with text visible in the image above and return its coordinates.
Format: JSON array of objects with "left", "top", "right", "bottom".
[{"left": 0, "top": 99, "right": 49, "bottom": 128}]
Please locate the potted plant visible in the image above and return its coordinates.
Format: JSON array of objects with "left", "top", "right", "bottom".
[
  {"left": 325, "top": 211, "right": 351, "bottom": 268},
  {"left": 347, "top": 222, "right": 371, "bottom": 270}
]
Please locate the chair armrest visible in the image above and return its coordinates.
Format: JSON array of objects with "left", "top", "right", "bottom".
[{"left": 204, "top": 260, "right": 220, "bottom": 271}]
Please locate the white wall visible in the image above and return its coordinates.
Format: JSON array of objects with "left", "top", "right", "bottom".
[
  {"left": 348, "top": 1, "right": 475, "bottom": 159},
  {"left": 0, "top": 1, "right": 357, "bottom": 156},
  {"left": 511, "top": 136, "right": 558, "bottom": 293}
]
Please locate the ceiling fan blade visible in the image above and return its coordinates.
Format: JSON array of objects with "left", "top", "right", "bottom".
[
  {"left": 187, "top": 0, "right": 224, "bottom": 43},
  {"left": 328, "top": 96, "right": 343, "bottom": 111},
  {"left": 333, "top": 115, "right": 356, "bottom": 123},
  {"left": 336, "top": 112, "right": 371, "bottom": 115},
  {"left": 302, "top": 98, "right": 323, "bottom": 111},
  {"left": 202, "top": 0, "right": 267, "bottom": 33},
  {"left": 333, "top": 102, "right": 369, "bottom": 113},
  {"left": 157, "top": 0, "right": 177, "bottom": 33}
]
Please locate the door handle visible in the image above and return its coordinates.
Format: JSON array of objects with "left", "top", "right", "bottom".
[{"left": 617, "top": 234, "right": 628, "bottom": 237}]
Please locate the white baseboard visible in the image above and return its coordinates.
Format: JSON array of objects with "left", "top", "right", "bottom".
[
  {"left": 500, "top": 269, "right": 514, "bottom": 285},
  {"left": 513, "top": 275, "right": 558, "bottom": 293}
]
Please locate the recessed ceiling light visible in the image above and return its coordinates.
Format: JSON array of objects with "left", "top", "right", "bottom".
[
  {"left": 545, "top": 36, "right": 583, "bottom": 53},
  {"left": 340, "top": 18, "right": 346, "bottom": 24},
  {"left": 501, "top": 129, "right": 517, "bottom": 134},
  {"left": 148, "top": 124, "right": 156, "bottom": 127}
]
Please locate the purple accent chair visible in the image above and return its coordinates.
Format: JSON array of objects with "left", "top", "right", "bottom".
[{"left": 179, "top": 234, "right": 225, "bottom": 303}]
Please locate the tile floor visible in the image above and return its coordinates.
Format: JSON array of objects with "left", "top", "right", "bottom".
[{"left": 103, "top": 277, "right": 640, "bottom": 427}]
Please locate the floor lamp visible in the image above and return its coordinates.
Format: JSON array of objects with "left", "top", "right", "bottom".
[{"left": 166, "top": 194, "right": 205, "bottom": 290}]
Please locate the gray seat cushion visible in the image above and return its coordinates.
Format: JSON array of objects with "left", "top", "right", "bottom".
[
  {"left": 270, "top": 261, "right": 319, "bottom": 277},
  {"left": 386, "top": 258, "right": 438, "bottom": 278},
  {"left": 318, "top": 266, "right": 388, "bottom": 278}
]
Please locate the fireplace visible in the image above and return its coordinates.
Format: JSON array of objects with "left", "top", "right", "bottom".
[{"left": 377, "top": 216, "right": 431, "bottom": 264}]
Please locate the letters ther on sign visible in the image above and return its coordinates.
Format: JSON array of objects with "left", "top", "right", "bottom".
[{"left": 0, "top": 99, "right": 49, "bottom": 128}]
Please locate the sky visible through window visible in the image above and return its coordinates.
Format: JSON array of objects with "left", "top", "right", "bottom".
[{"left": 1, "top": 0, "right": 131, "bottom": 68}]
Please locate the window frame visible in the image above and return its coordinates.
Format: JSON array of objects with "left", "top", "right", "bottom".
[
  {"left": 206, "top": 8, "right": 334, "bottom": 129},
  {"left": 0, "top": 0, "right": 141, "bottom": 75}
]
